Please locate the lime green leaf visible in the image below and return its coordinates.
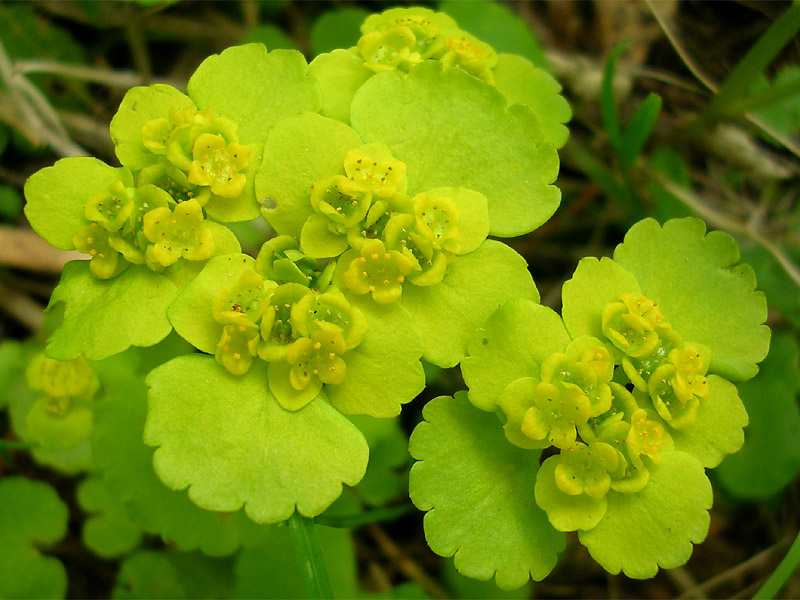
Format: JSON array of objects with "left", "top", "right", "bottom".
[
  {"left": 437, "top": 0, "right": 547, "bottom": 68},
  {"left": 310, "top": 8, "right": 370, "bottom": 55},
  {"left": 348, "top": 415, "right": 409, "bottom": 506},
  {"left": 234, "top": 525, "right": 358, "bottom": 599},
  {"left": 409, "top": 394, "right": 565, "bottom": 589},
  {"left": 350, "top": 61, "right": 560, "bottom": 237},
  {"left": 0, "top": 340, "right": 26, "bottom": 409},
  {"left": 401, "top": 240, "right": 539, "bottom": 368},
  {"left": 168, "top": 253, "right": 258, "bottom": 354},
  {"left": 188, "top": 45, "right": 321, "bottom": 146},
  {"left": 110, "top": 85, "right": 194, "bottom": 170},
  {"left": 619, "top": 93, "right": 662, "bottom": 170},
  {"left": 669, "top": 375, "right": 748, "bottom": 468},
  {"left": 578, "top": 451, "right": 712, "bottom": 579},
  {"left": 256, "top": 112, "right": 363, "bottom": 238},
  {"left": 113, "top": 550, "right": 234, "bottom": 599},
  {"left": 613, "top": 218, "right": 770, "bottom": 380},
  {"left": 144, "top": 356, "right": 369, "bottom": 523},
  {"left": 462, "top": 298, "right": 570, "bottom": 412},
  {"left": 0, "top": 477, "right": 68, "bottom": 599},
  {"left": 492, "top": 54, "right": 571, "bottom": 149},
  {"left": 534, "top": 456, "right": 608, "bottom": 532},
  {"left": 327, "top": 300, "right": 424, "bottom": 418},
  {"left": 561, "top": 256, "right": 641, "bottom": 342},
  {"left": 77, "top": 475, "right": 142, "bottom": 559},
  {"left": 24, "top": 157, "right": 133, "bottom": 250},
  {"left": 93, "top": 374, "right": 269, "bottom": 556},
  {"left": 308, "top": 50, "right": 373, "bottom": 125},
  {"left": 716, "top": 332, "right": 800, "bottom": 499},
  {"left": 45, "top": 262, "right": 179, "bottom": 361}
]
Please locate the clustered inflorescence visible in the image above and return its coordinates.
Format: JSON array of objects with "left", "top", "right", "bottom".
[{"left": 19, "top": 3, "right": 769, "bottom": 591}]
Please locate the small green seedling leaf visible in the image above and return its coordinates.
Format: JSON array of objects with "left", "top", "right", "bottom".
[
  {"left": 0, "top": 478, "right": 69, "bottom": 599},
  {"left": 619, "top": 93, "right": 662, "bottom": 170},
  {"left": 600, "top": 40, "right": 630, "bottom": 155},
  {"left": 310, "top": 7, "right": 370, "bottom": 56},
  {"left": 77, "top": 475, "right": 143, "bottom": 559}
]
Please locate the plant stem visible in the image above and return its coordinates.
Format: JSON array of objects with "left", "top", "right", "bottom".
[
  {"left": 754, "top": 530, "right": 800, "bottom": 600},
  {"left": 315, "top": 504, "right": 413, "bottom": 529},
  {"left": 288, "top": 511, "right": 334, "bottom": 599}
]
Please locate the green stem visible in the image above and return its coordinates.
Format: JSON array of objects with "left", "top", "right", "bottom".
[
  {"left": 0, "top": 440, "right": 34, "bottom": 450},
  {"left": 288, "top": 511, "right": 333, "bottom": 599},
  {"left": 754, "top": 530, "right": 800, "bottom": 600},
  {"left": 315, "top": 504, "right": 414, "bottom": 529}
]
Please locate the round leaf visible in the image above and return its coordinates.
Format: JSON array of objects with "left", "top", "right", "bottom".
[
  {"left": 45, "top": 262, "right": 179, "bottom": 361},
  {"left": 255, "top": 112, "right": 363, "bottom": 238},
  {"left": 401, "top": 240, "right": 539, "bottom": 368},
  {"left": 409, "top": 394, "right": 565, "bottom": 589},
  {"left": 327, "top": 300, "right": 425, "bottom": 418},
  {"left": 612, "top": 218, "right": 770, "bottom": 380},
  {"left": 144, "top": 355, "right": 369, "bottom": 523},
  {"left": 561, "top": 256, "right": 640, "bottom": 342},
  {"left": 462, "top": 298, "right": 570, "bottom": 412},
  {"left": 188, "top": 45, "right": 321, "bottom": 146},
  {"left": 24, "top": 157, "right": 133, "bottom": 250},
  {"left": 578, "top": 451, "right": 712, "bottom": 579},
  {"left": 350, "top": 61, "right": 561, "bottom": 237}
]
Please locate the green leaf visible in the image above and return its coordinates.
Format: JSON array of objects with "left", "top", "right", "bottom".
[
  {"left": 578, "top": 451, "right": 711, "bottom": 579},
  {"left": 462, "top": 298, "right": 570, "bottom": 412},
  {"left": 437, "top": 0, "right": 548, "bottom": 70},
  {"left": 409, "top": 394, "right": 565, "bottom": 589},
  {"left": 350, "top": 61, "right": 561, "bottom": 237},
  {"left": 188, "top": 45, "right": 321, "bottom": 146},
  {"left": 561, "top": 256, "right": 641, "bottom": 342},
  {"left": 310, "top": 8, "right": 370, "bottom": 55},
  {"left": 401, "top": 240, "right": 539, "bottom": 368},
  {"left": 77, "top": 475, "right": 143, "bottom": 559},
  {"left": 234, "top": 524, "right": 358, "bottom": 599},
  {"left": 619, "top": 93, "right": 661, "bottom": 170},
  {"left": 308, "top": 50, "right": 374, "bottom": 125},
  {"left": 25, "top": 396, "right": 93, "bottom": 450},
  {"left": 144, "top": 356, "right": 369, "bottom": 523},
  {"left": 255, "top": 112, "right": 363, "bottom": 238},
  {"left": 113, "top": 550, "right": 234, "bottom": 599},
  {"left": 443, "top": 558, "right": 533, "bottom": 600},
  {"left": 612, "top": 218, "right": 770, "bottom": 381},
  {"left": 492, "top": 53, "right": 571, "bottom": 149},
  {"left": 168, "top": 253, "right": 258, "bottom": 354},
  {"left": 327, "top": 300, "right": 425, "bottom": 418},
  {"left": 45, "top": 262, "right": 179, "bottom": 361},
  {"left": 716, "top": 332, "right": 800, "bottom": 499},
  {"left": 0, "top": 477, "right": 68, "bottom": 599},
  {"left": 669, "top": 375, "right": 748, "bottom": 468},
  {"left": 600, "top": 40, "right": 629, "bottom": 154},
  {"left": 93, "top": 373, "right": 269, "bottom": 556},
  {"left": 24, "top": 157, "right": 133, "bottom": 250},
  {"left": 110, "top": 85, "right": 194, "bottom": 170}
]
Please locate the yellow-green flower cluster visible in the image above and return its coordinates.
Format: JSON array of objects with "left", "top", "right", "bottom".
[
  {"left": 301, "top": 143, "right": 478, "bottom": 304},
  {"left": 357, "top": 7, "right": 498, "bottom": 83},
  {"left": 210, "top": 267, "right": 367, "bottom": 411},
  {"left": 500, "top": 292, "right": 712, "bottom": 503}
]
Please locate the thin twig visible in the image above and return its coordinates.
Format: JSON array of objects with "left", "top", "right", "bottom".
[
  {"left": 651, "top": 173, "right": 800, "bottom": 288},
  {"left": 0, "top": 226, "right": 83, "bottom": 274},
  {"left": 677, "top": 535, "right": 793, "bottom": 599},
  {"left": 366, "top": 524, "right": 451, "bottom": 600},
  {"left": 0, "top": 287, "right": 45, "bottom": 331},
  {"left": 14, "top": 59, "right": 182, "bottom": 89}
]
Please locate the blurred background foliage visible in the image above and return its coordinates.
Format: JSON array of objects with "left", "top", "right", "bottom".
[{"left": 0, "top": 0, "right": 799, "bottom": 598}]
